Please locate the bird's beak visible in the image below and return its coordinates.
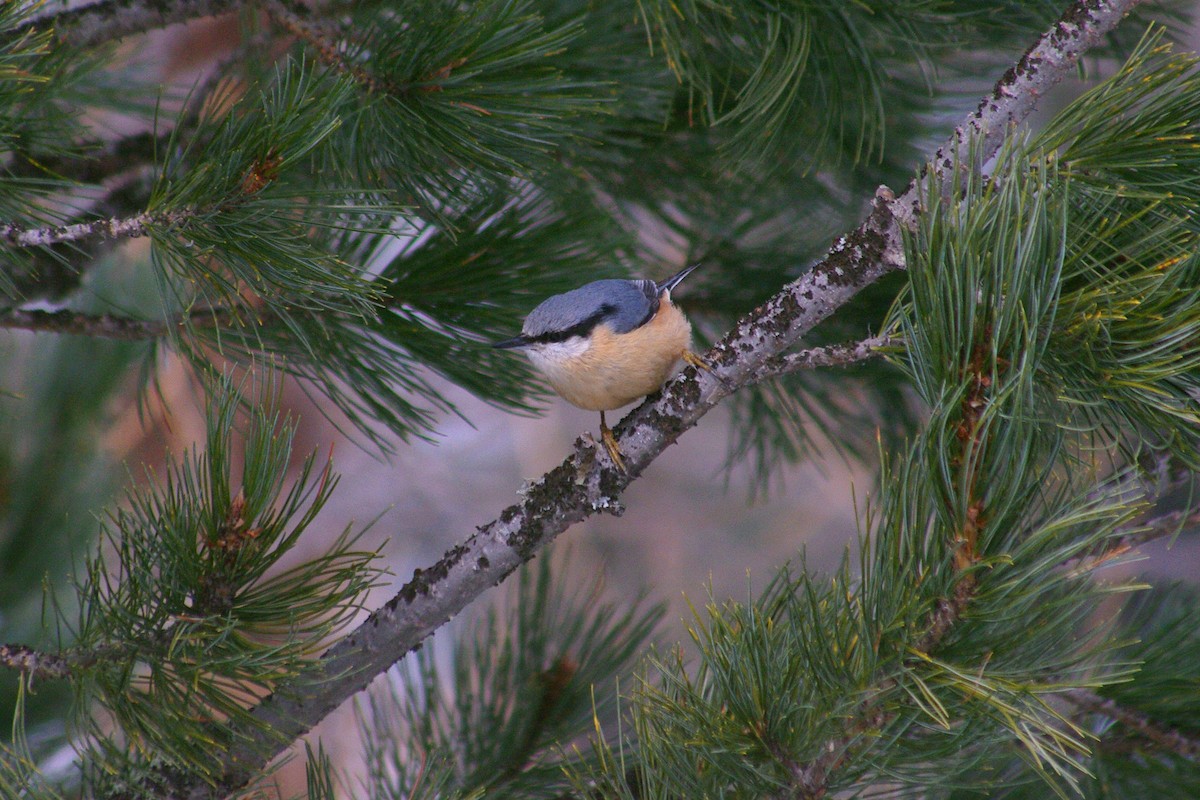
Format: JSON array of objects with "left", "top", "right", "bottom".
[
  {"left": 492, "top": 335, "right": 532, "bottom": 350},
  {"left": 659, "top": 262, "right": 701, "bottom": 294}
]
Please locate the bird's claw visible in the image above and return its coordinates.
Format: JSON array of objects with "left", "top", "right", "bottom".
[
  {"left": 684, "top": 350, "right": 732, "bottom": 390},
  {"left": 682, "top": 350, "right": 710, "bottom": 372},
  {"left": 599, "top": 418, "right": 627, "bottom": 473}
]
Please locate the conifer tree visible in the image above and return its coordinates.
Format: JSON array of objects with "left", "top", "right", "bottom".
[{"left": 1, "top": 0, "right": 1199, "bottom": 798}]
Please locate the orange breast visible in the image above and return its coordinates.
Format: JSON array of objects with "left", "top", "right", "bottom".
[{"left": 531, "top": 298, "right": 693, "bottom": 411}]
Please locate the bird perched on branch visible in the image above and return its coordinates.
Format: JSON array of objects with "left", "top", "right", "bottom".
[{"left": 493, "top": 264, "right": 706, "bottom": 471}]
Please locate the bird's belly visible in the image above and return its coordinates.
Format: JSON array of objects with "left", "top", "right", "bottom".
[
  {"left": 528, "top": 306, "right": 693, "bottom": 411},
  {"left": 537, "top": 356, "right": 677, "bottom": 411}
]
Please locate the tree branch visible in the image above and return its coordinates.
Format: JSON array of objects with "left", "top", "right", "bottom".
[
  {"left": 0, "top": 643, "right": 72, "bottom": 682},
  {"left": 1, "top": 641, "right": 134, "bottom": 685},
  {"left": 1063, "top": 504, "right": 1200, "bottom": 577},
  {"left": 1065, "top": 689, "right": 1200, "bottom": 761},
  {"left": 194, "top": 188, "right": 906, "bottom": 800},
  {"left": 0, "top": 209, "right": 196, "bottom": 248},
  {"left": 264, "top": 0, "right": 387, "bottom": 93},
  {"left": 263, "top": 0, "right": 483, "bottom": 98},
  {"left": 20, "top": 0, "right": 241, "bottom": 49},
  {"left": 0, "top": 307, "right": 233, "bottom": 340},
  {"left": 748, "top": 335, "right": 896, "bottom": 384},
  {"left": 113, "top": 1, "right": 1144, "bottom": 797}
]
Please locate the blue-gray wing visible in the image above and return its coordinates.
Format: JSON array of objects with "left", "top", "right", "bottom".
[{"left": 522, "top": 279, "right": 659, "bottom": 340}]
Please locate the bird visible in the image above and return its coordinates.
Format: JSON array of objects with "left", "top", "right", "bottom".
[{"left": 493, "top": 264, "right": 705, "bottom": 471}]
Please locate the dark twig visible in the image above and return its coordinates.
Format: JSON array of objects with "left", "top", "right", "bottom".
[
  {"left": 7, "top": 132, "right": 168, "bottom": 186},
  {"left": 0, "top": 209, "right": 195, "bottom": 248},
  {"left": 749, "top": 335, "right": 896, "bottom": 384},
  {"left": 0, "top": 307, "right": 235, "bottom": 340},
  {"left": 1062, "top": 505, "right": 1200, "bottom": 577},
  {"left": 1107, "top": 505, "right": 1200, "bottom": 550},
  {"left": 1065, "top": 689, "right": 1200, "bottom": 761},
  {"left": 265, "top": 0, "right": 389, "bottom": 93},
  {"left": 264, "top": 0, "right": 471, "bottom": 99},
  {"left": 0, "top": 643, "right": 73, "bottom": 682},
  {"left": 19, "top": 0, "right": 241, "bottom": 49}
]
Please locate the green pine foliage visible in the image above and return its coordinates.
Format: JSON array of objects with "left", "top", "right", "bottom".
[
  {"left": 635, "top": 0, "right": 946, "bottom": 167},
  {"left": 0, "top": 1, "right": 99, "bottom": 298},
  {"left": 71, "top": 379, "right": 384, "bottom": 788},
  {"left": 566, "top": 30, "right": 1200, "bottom": 798},
  {"left": 330, "top": 0, "right": 603, "bottom": 207},
  {"left": 0, "top": 334, "right": 148, "bottom": 790},
  {"left": 360, "top": 556, "right": 661, "bottom": 799},
  {"left": 148, "top": 64, "right": 386, "bottom": 320},
  {"left": 1, "top": 0, "right": 1160, "bottom": 460}
]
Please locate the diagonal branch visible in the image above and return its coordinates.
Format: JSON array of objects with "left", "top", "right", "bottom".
[
  {"left": 0, "top": 642, "right": 127, "bottom": 683},
  {"left": 1065, "top": 689, "right": 1200, "bottom": 760},
  {"left": 121, "top": 1, "right": 1144, "bottom": 798},
  {"left": 198, "top": 187, "right": 906, "bottom": 800},
  {"left": 0, "top": 643, "right": 73, "bottom": 682},
  {"left": 18, "top": 0, "right": 241, "bottom": 49},
  {"left": 0, "top": 208, "right": 196, "bottom": 248},
  {"left": 747, "top": 335, "right": 897, "bottom": 384},
  {"left": 1064, "top": 503, "right": 1200, "bottom": 576},
  {"left": 264, "top": 0, "right": 388, "bottom": 93},
  {"left": 7, "top": 132, "right": 166, "bottom": 186},
  {"left": 0, "top": 307, "right": 234, "bottom": 340}
]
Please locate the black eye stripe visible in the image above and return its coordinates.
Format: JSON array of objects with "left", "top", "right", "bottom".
[
  {"left": 523, "top": 298, "right": 657, "bottom": 345},
  {"left": 524, "top": 308, "right": 609, "bottom": 345}
]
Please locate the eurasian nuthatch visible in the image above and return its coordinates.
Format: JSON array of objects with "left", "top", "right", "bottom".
[{"left": 493, "top": 264, "right": 705, "bottom": 470}]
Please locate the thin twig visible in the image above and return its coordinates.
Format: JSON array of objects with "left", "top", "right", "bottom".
[
  {"left": 1065, "top": 689, "right": 1200, "bottom": 760},
  {"left": 18, "top": 0, "right": 241, "bottom": 49},
  {"left": 265, "top": 0, "right": 389, "bottom": 93},
  {"left": 265, "top": 0, "right": 469, "bottom": 99},
  {"left": 0, "top": 209, "right": 195, "bottom": 248},
  {"left": 749, "top": 335, "right": 896, "bottom": 384},
  {"left": 0, "top": 307, "right": 234, "bottom": 340},
  {"left": 1063, "top": 505, "right": 1200, "bottom": 577},
  {"left": 1111, "top": 505, "right": 1200, "bottom": 550},
  {"left": 6, "top": 132, "right": 167, "bottom": 186},
  {"left": 0, "top": 643, "right": 72, "bottom": 682}
]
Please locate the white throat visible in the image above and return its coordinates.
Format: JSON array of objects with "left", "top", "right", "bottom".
[{"left": 527, "top": 337, "right": 591, "bottom": 369}]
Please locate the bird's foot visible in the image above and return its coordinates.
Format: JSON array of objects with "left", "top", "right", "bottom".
[
  {"left": 599, "top": 413, "right": 627, "bottom": 472},
  {"left": 682, "top": 350, "right": 710, "bottom": 373},
  {"left": 683, "top": 350, "right": 732, "bottom": 390}
]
